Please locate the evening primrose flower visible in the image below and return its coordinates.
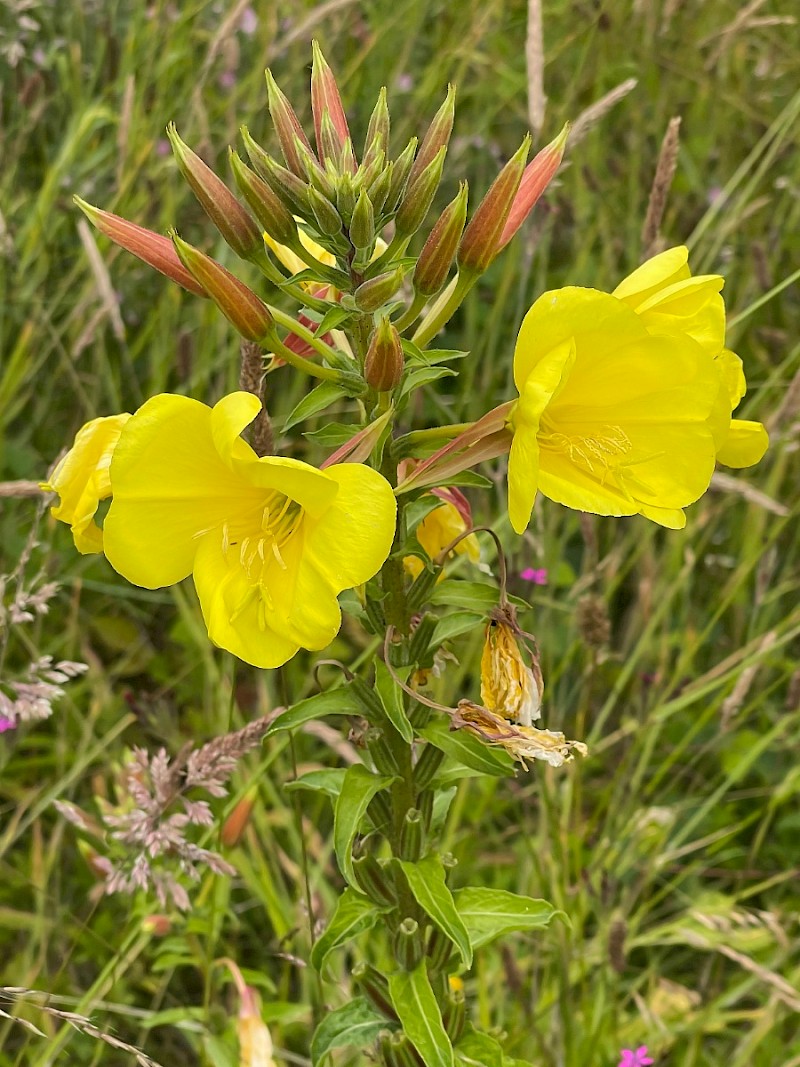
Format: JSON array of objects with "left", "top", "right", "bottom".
[
  {"left": 41, "top": 414, "right": 131, "bottom": 553},
  {"left": 49, "top": 392, "right": 396, "bottom": 669},
  {"left": 454, "top": 700, "right": 586, "bottom": 768},
  {"left": 508, "top": 285, "right": 723, "bottom": 533},
  {"left": 403, "top": 485, "right": 479, "bottom": 580},
  {"left": 614, "top": 246, "right": 768, "bottom": 469}
]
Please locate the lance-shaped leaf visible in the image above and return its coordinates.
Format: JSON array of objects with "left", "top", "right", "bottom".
[
  {"left": 310, "top": 997, "right": 386, "bottom": 1067},
  {"left": 388, "top": 963, "right": 454, "bottom": 1067},
  {"left": 418, "top": 717, "right": 516, "bottom": 778},
  {"left": 451, "top": 887, "right": 559, "bottom": 948},
  {"left": 334, "top": 765, "right": 397, "bottom": 884},
  {"left": 398, "top": 855, "right": 472, "bottom": 968},
  {"left": 455, "top": 1026, "right": 505, "bottom": 1067},
  {"left": 266, "top": 687, "right": 356, "bottom": 735},
  {"left": 310, "top": 887, "right": 385, "bottom": 972}
]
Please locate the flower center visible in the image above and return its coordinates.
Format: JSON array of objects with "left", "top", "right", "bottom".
[{"left": 539, "top": 421, "right": 632, "bottom": 481}]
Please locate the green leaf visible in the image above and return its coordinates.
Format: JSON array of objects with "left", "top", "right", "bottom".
[
  {"left": 419, "top": 717, "right": 516, "bottom": 777},
  {"left": 284, "top": 768, "right": 347, "bottom": 798},
  {"left": 314, "top": 302, "right": 354, "bottom": 335},
  {"left": 401, "top": 340, "right": 467, "bottom": 365},
  {"left": 405, "top": 494, "right": 446, "bottom": 533},
  {"left": 389, "top": 963, "right": 454, "bottom": 1067},
  {"left": 455, "top": 1026, "right": 505, "bottom": 1067},
  {"left": 399, "top": 365, "right": 457, "bottom": 399},
  {"left": 283, "top": 380, "right": 347, "bottom": 432},
  {"left": 267, "top": 687, "right": 356, "bottom": 735},
  {"left": 451, "top": 887, "right": 558, "bottom": 949},
  {"left": 398, "top": 856, "right": 472, "bottom": 969},
  {"left": 310, "top": 888, "right": 384, "bottom": 972},
  {"left": 310, "top": 997, "right": 386, "bottom": 1066},
  {"left": 302, "top": 421, "right": 357, "bottom": 446},
  {"left": 438, "top": 470, "right": 495, "bottom": 490},
  {"left": 334, "top": 765, "right": 397, "bottom": 884},
  {"left": 431, "top": 611, "right": 486, "bottom": 647},
  {"left": 374, "top": 660, "right": 414, "bottom": 742},
  {"left": 429, "top": 580, "right": 528, "bottom": 612}
]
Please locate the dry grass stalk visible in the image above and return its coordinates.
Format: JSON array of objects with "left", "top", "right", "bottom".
[
  {"left": 709, "top": 471, "right": 788, "bottom": 516},
  {"left": 720, "top": 630, "right": 777, "bottom": 730},
  {"left": 0, "top": 480, "right": 45, "bottom": 498},
  {"left": 568, "top": 78, "right": 638, "bottom": 147},
  {"left": 641, "top": 116, "right": 681, "bottom": 259},
  {"left": 239, "top": 339, "right": 274, "bottom": 457},
  {"left": 767, "top": 362, "right": 800, "bottom": 435},
  {"left": 526, "top": 0, "right": 546, "bottom": 136},
  {"left": 77, "top": 218, "right": 126, "bottom": 342}
]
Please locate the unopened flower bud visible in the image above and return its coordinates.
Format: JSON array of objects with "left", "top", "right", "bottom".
[
  {"left": 359, "top": 145, "right": 386, "bottom": 192},
  {"left": 408, "top": 83, "right": 456, "bottom": 186},
  {"left": 354, "top": 268, "right": 404, "bottom": 311},
  {"left": 367, "top": 161, "right": 394, "bottom": 217},
  {"left": 349, "top": 188, "right": 375, "bottom": 249},
  {"left": 414, "top": 181, "right": 469, "bottom": 296},
  {"left": 352, "top": 962, "right": 395, "bottom": 1019},
  {"left": 398, "top": 807, "right": 424, "bottom": 861},
  {"left": 499, "top": 123, "right": 568, "bottom": 248},
  {"left": 307, "top": 186, "right": 343, "bottom": 236},
  {"left": 141, "top": 914, "right": 172, "bottom": 937},
  {"left": 241, "top": 128, "right": 311, "bottom": 214},
  {"left": 458, "top": 136, "right": 530, "bottom": 274},
  {"left": 427, "top": 924, "right": 455, "bottom": 972},
  {"left": 74, "top": 198, "right": 207, "bottom": 296},
  {"left": 442, "top": 986, "right": 466, "bottom": 1042},
  {"left": 318, "top": 109, "right": 347, "bottom": 172},
  {"left": 311, "top": 40, "right": 351, "bottom": 163},
  {"left": 385, "top": 136, "right": 418, "bottom": 213},
  {"left": 394, "top": 145, "right": 446, "bottom": 238},
  {"left": 364, "top": 87, "right": 390, "bottom": 165},
  {"left": 364, "top": 318, "right": 404, "bottom": 392},
  {"left": 413, "top": 742, "right": 445, "bottom": 790},
  {"left": 166, "top": 123, "right": 261, "bottom": 259},
  {"left": 221, "top": 788, "right": 257, "bottom": 848},
  {"left": 393, "top": 917, "right": 423, "bottom": 971},
  {"left": 229, "top": 150, "right": 298, "bottom": 246},
  {"left": 353, "top": 851, "right": 397, "bottom": 906},
  {"left": 293, "top": 135, "right": 338, "bottom": 200},
  {"left": 381, "top": 1031, "right": 420, "bottom": 1067},
  {"left": 172, "top": 234, "right": 273, "bottom": 342},
  {"left": 338, "top": 135, "right": 357, "bottom": 176},
  {"left": 264, "top": 68, "right": 313, "bottom": 178}
]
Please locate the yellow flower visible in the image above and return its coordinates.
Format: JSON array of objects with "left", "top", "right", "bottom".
[
  {"left": 403, "top": 486, "right": 479, "bottom": 580},
  {"left": 480, "top": 615, "right": 542, "bottom": 727},
  {"left": 264, "top": 223, "right": 337, "bottom": 279},
  {"left": 42, "top": 414, "right": 131, "bottom": 554},
  {"left": 49, "top": 392, "right": 396, "bottom": 668},
  {"left": 508, "top": 284, "right": 724, "bottom": 533},
  {"left": 614, "top": 246, "right": 768, "bottom": 469}
]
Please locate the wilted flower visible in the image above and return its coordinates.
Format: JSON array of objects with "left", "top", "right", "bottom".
[
  {"left": 454, "top": 700, "right": 586, "bottom": 768},
  {"left": 480, "top": 609, "right": 543, "bottom": 726},
  {"left": 47, "top": 392, "right": 396, "bottom": 668}
]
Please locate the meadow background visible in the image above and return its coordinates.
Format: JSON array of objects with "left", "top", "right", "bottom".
[{"left": 1, "top": 0, "right": 799, "bottom": 1064}]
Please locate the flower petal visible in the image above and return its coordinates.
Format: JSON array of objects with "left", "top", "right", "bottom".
[
  {"left": 717, "top": 347, "right": 746, "bottom": 409},
  {"left": 716, "top": 419, "right": 769, "bottom": 468},
  {"left": 612, "top": 245, "right": 690, "bottom": 306},
  {"left": 104, "top": 394, "right": 260, "bottom": 588},
  {"left": 638, "top": 503, "right": 686, "bottom": 528},
  {"left": 538, "top": 450, "right": 639, "bottom": 516},
  {"left": 634, "top": 274, "right": 725, "bottom": 356}
]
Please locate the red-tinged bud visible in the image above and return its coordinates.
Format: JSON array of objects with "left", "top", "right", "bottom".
[
  {"left": 166, "top": 123, "right": 261, "bottom": 259},
  {"left": 349, "top": 188, "right": 375, "bottom": 249},
  {"left": 318, "top": 109, "right": 346, "bottom": 171},
  {"left": 141, "top": 914, "right": 172, "bottom": 937},
  {"left": 229, "top": 150, "right": 298, "bottom": 246},
  {"left": 311, "top": 41, "right": 352, "bottom": 163},
  {"left": 264, "top": 68, "right": 313, "bottom": 178},
  {"left": 408, "top": 83, "right": 456, "bottom": 186},
  {"left": 394, "top": 145, "right": 446, "bottom": 238},
  {"left": 74, "top": 198, "right": 207, "bottom": 296},
  {"left": 364, "top": 87, "right": 390, "bottom": 167},
  {"left": 240, "top": 128, "right": 311, "bottom": 214},
  {"left": 77, "top": 839, "right": 114, "bottom": 880},
  {"left": 499, "top": 123, "right": 568, "bottom": 248},
  {"left": 307, "top": 186, "right": 343, "bottom": 236},
  {"left": 413, "top": 181, "right": 469, "bottom": 296},
  {"left": 458, "top": 135, "right": 531, "bottom": 274},
  {"left": 221, "top": 789, "right": 257, "bottom": 848},
  {"left": 364, "top": 317, "right": 404, "bottom": 392},
  {"left": 171, "top": 234, "right": 273, "bottom": 342},
  {"left": 385, "top": 137, "right": 417, "bottom": 213},
  {"left": 338, "top": 135, "right": 357, "bottom": 176},
  {"left": 354, "top": 267, "right": 404, "bottom": 311}
]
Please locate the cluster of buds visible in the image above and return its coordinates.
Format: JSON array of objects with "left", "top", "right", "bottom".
[{"left": 75, "top": 43, "right": 566, "bottom": 403}]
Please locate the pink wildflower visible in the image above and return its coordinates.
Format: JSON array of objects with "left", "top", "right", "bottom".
[
  {"left": 520, "top": 567, "right": 548, "bottom": 585},
  {"left": 0, "top": 716, "right": 17, "bottom": 733},
  {"left": 619, "top": 1047, "right": 654, "bottom": 1067}
]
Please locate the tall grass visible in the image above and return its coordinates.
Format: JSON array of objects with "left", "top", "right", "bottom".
[{"left": 1, "top": 0, "right": 798, "bottom": 1064}]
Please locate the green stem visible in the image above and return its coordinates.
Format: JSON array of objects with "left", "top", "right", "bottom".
[
  {"left": 266, "top": 305, "right": 345, "bottom": 364},
  {"left": 398, "top": 422, "right": 473, "bottom": 449},
  {"left": 249, "top": 248, "right": 330, "bottom": 313},
  {"left": 264, "top": 329, "right": 346, "bottom": 383},
  {"left": 412, "top": 270, "right": 478, "bottom": 348}
]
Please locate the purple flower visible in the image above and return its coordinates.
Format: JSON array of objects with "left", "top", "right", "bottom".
[
  {"left": 520, "top": 567, "right": 548, "bottom": 585},
  {"left": 0, "top": 716, "right": 17, "bottom": 734},
  {"left": 618, "top": 1047, "right": 654, "bottom": 1067},
  {"left": 239, "top": 6, "right": 258, "bottom": 34}
]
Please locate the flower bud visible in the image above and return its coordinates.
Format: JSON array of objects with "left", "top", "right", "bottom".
[
  {"left": 353, "top": 851, "right": 397, "bottom": 907},
  {"left": 141, "top": 914, "right": 172, "bottom": 937},
  {"left": 171, "top": 234, "right": 273, "bottom": 342},
  {"left": 359, "top": 145, "right": 386, "bottom": 193},
  {"left": 394, "top": 145, "right": 446, "bottom": 238},
  {"left": 307, "top": 186, "right": 343, "bottom": 236},
  {"left": 364, "top": 318, "right": 404, "bottom": 392},
  {"left": 365, "top": 726, "right": 399, "bottom": 775},
  {"left": 311, "top": 40, "right": 352, "bottom": 163},
  {"left": 382, "top": 1031, "right": 420, "bottom": 1067},
  {"left": 398, "top": 807, "right": 424, "bottom": 861},
  {"left": 221, "top": 788, "right": 257, "bottom": 848},
  {"left": 367, "top": 161, "right": 394, "bottom": 217},
  {"left": 413, "top": 743, "right": 445, "bottom": 790},
  {"left": 408, "top": 83, "right": 456, "bottom": 186},
  {"left": 264, "top": 68, "right": 314, "bottom": 178},
  {"left": 318, "top": 110, "right": 347, "bottom": 172},
  {"left": 338, "top": 136, "right": 358, "bottom": 177},
  {"left": 74, "top": 198, "right": 207, "bottom": 296},
  {"left": 367, "top": 788, "right": 392, "bottom": 832},
  {"left": 354, "top": 268, "right": 404, "bottom": 312},
  {"left": 458, "top": 136, "right": 530, "bottom": 274},
  {"left": 413, "top": 182, "right": 468, "bottom": 296},
  {"left": 352, "top": 962, "right": 395, "bottom": 1019},
  {"left": 427, "top": 924, "right": 455, "bottom": 972},
  {"left": 166, "top": 123, "right": 261, "bottom": 259},
  {"left": 442, "top": 986, "right": 466, "bottom": 1042},
  {"left": 393, "top": 917, "right": 423, "bottom": 971},
  {"left": 385, "top": 136, "right": 418, "bottom": 214},
  {"left": 294, "top": 135, "right": 338, "bottom": 200},
  {"left": 241, "top": 128, "right": 312, "bottom": 214},
  {"left": 499, "top": 123, "right": 568, "bottom": 249},
  {"left": 335, "top": 171, "right": 357, "bottom": 223},
  {"left": 229, "top": 150, "right": 298, "bottom": 246},
  {"left": 349, "top": 188, "right": 375, "bottom": 249},
  {"left": 364, "top": 87, "right": 390, "bottom": 168}
]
